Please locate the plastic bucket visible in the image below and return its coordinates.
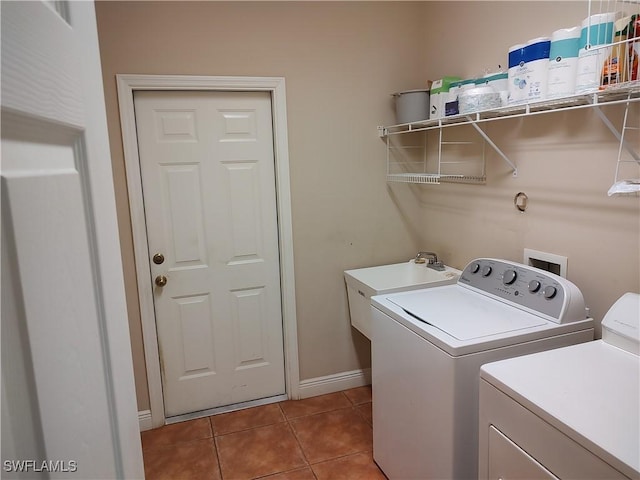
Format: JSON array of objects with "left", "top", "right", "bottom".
[{"left": 392, "top": 89, "right": 430, "bottom": 124}]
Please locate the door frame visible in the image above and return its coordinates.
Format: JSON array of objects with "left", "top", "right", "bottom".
[{"left": 116, "top": 74, "right": 300, "bottom": 428}]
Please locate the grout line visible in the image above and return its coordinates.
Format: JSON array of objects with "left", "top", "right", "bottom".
[
  {"left": 211, "top": 435, "right": 224, "bottom": 480},
  {"left": 281, "top": 403, "right": 312, "bottom": 468},
  {"left": 308, "top": 448, "right": 376, "bottom": 467},
  {"left": 283, "top": 400, "right": 376, "bottom": 472},
  {"left": 208, "top": 416, "right": 224, "bottom": 480},
  {"left": 207, "top": 415, "right": 214, "bottom": 438},
  {"left": 284, "top": 404, "right": 355, "bottom": 422},
  {"left": 253, "top": 465, "right": 318, "bottom": 480},
  {"left": 211, "top": 419, "right": 288, "bottom": 438},
  {"left": 140, "top": 435, "right": 215, "bottom": 452},
  {"left": 280, "top": 403, "right": 320, "bottom": 480}
]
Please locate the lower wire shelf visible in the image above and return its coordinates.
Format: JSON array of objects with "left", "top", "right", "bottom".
[
  {"left": 386, "top": 173, "right": 486, "bottom": 184},
  {"left": 385, "top": 126, "right": 487, "bottom": 185}
]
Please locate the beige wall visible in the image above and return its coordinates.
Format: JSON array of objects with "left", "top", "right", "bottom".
[{"left": 95, "top": 1, "right": 639, "bottom": 412}]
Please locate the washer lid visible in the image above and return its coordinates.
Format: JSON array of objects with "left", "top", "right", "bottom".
[{"left": 388, "top": 288, "right": 547, "bottom": 340}]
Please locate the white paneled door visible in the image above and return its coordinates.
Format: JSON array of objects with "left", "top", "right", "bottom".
[
  {"left": 133, "top": 91, "right": 286, "bottom": 417},
  {"left": 1, "top": 1, "right": 143, "bottom": 478}
]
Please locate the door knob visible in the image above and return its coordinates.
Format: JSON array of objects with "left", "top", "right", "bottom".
[{"left": 155, "top": 275, "right": 168, "bottom": 287}]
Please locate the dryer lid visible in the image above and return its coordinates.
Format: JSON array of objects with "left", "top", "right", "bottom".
[
  {"left": 602, "top": 292, "right": 640, "bottom": 355},
  {"left": 388, "top": 287, "right": 547, "bottom": 341}
]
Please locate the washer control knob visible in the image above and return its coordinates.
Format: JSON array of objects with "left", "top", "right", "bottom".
[
  {"left": 470, "top": 262, "right": 480, "bottom": 274},
  {"left": 482, "top": 265, "right": 492, "bottom": 277},
  {"left": 503, "top": 269, "right": 517, "bottom": 285},
  {"left": 528, "top": 280, "right": 541, "bottom": 293},
  {"left": 543, "top": 285, "right": 557, "bottom": 299}
]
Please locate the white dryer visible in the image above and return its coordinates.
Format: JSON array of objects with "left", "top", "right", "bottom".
[
  {"left": 478, "top": 292, "right": 639, "bottom": 480},
  {"left": 371, "top": 258, "right": 594, "bottom": 480}
]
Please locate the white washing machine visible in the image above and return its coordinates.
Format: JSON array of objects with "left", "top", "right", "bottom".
[
  {"left": 371, "top": 258, "right": 595, "bottom": 480},
  {"left": 478, "top": 292, "right": 639, "bottom": 480}
]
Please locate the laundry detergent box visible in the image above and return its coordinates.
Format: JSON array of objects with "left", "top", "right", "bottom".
[{"left": 430, "top": 76, "right": 461, "bottom": 120}]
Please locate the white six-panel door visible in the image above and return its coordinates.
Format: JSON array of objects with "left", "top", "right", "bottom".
[
  {"left": 1, "top": 1, "right": 143, "bottom": 478},
  {"left": 133, "top": 91, "right": 285, "bottom": 417}
]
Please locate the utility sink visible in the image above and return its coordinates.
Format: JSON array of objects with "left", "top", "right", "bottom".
[{"left": 344, "top": 260, "right": 460, "bottom": 340}]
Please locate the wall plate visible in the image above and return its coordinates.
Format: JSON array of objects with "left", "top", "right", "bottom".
[{"left": 523, "top": 248, "right": 567, "bottom": 278}]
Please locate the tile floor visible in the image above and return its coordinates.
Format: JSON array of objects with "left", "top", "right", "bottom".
[{"left": 141, "top": 386, "right": 387, "bottom": 479}]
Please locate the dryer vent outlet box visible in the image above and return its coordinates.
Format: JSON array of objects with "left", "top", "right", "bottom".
[{"left": 523, "top": 249, "right": 567, "bottom": 278}]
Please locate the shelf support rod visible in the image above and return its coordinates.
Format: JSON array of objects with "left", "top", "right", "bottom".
[
  {"left": 438, "top": 124, "right": 443, "bottom": 176},
  {"left": 468, "top": 120, "right": 518, "bottom": 176},
  {"left": 592, "top": 104, "right": 640, "bottom": 164}
]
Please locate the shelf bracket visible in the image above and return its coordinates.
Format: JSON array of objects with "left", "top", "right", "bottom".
[
  {"left": 592, "top": 104, "right": 640, "bottom": 164},
  {"left": 468, "top": 120, "right": 518, "bottom": 177}
]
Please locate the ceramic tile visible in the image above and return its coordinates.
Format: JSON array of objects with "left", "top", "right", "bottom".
[
  {"left": 311, "top": 452, "right": 386, "bottom": 480},
  {"left": 289, "top": 407, "right": 373, "bottom": 463},
  {"left": 354, "top": 402, "right": 372, "bottom": 426},
  {"left": 279, "top": 392, "right": 351, "bottom": 419},
  {"left": 343, "top": 385, "right": 372, "bottom": 406},
  {"left": 260, "top": 466, "right": 316, "bottom": 480},
  {"left": 141, "top": 417, "right": 212, "bottom": 450},
  {"left": 143, "top": 438, "right": 221, "bottom": 480},
  {"left": 216, "top": 422, "right": 306, "bottom": 479},
  {"left": 210, "top": 403, "right": 285, "bottom": 436},
  {"left": 140, "top": 388, "right": 379, "bottom": 478}
]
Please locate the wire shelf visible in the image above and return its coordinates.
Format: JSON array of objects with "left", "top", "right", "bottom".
[
  {"left": 382, "top": 84, "right": 640, "bottom": 136},
  {"left": 382, "top": 0, "right": 640, "bottom": 189},
  {"left": 386, "top": 173, "right": 487, "bottom": 185}
]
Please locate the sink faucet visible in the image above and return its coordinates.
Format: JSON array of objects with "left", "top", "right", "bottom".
[
  {"left": 415, "top": 251, "right": 438, "bottom": 263},
  {"left": 415, "top": 251, "right": 445, "bottom": 271}
]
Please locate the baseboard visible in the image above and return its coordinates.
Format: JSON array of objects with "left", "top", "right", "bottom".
[
  {"left": 138, "top": 410, "right": 153, "bottom": 432},
  {"left": 298, "top": 368, "right": 371, "bottom": 399}
]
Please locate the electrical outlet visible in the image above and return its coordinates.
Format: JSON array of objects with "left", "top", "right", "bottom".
[{"left": 523, "top": 249, "right": 567, "bottom": 278}]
